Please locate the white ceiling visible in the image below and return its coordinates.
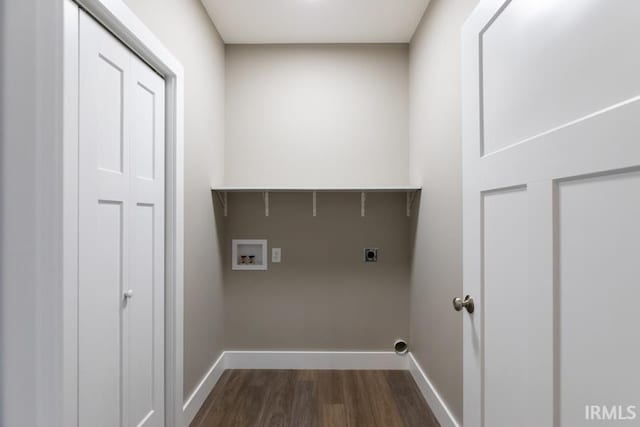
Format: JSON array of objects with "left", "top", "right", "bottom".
[{"left": 200, "top": 0, "right": 430, "bottom": 44}]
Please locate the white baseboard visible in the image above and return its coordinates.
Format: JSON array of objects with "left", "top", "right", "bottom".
[
  {"left": 182, "top": 351, "right": 226, "bottom": 426},
  {"left": 408, "top": 352, "right": 460, "bottom": 427},
  {"left": 224, "top": 350, "right": 409, "bottom": 370},
  {"left": 181, "top": 351, "right": 449, "bottom": 427}
]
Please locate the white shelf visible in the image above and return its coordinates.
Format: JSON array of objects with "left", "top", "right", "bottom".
[
  {"left": 211, "top": 186, "right": 421, "bottom": 217},
  {"left": 211, "top": 185, "right": 421, "bottom": 192}
]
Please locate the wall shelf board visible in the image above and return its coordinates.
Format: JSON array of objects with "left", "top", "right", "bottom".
[
  {"left": 211, "top": 185, "right": 422, "bottom": 193},
  {"left": 212, "top": 186, "right": 421, "bottom": 217},
  {"left": 211, "top": 186, "right": 421, "bottom": 193}
]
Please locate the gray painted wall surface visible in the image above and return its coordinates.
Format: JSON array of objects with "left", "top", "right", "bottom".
[
  {"left": 223, "top": 192, "right": 410, "bottom": 350},
  {"left": 225, "top": 44, "right": 410, "bottom": 187}
]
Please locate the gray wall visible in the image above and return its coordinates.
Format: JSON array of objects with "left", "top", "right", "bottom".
[
  {"left": 1, "top": 1, "right": 55, "bottom": 425},
  {"left": 123, "top": 0, "right": 226, "bottom": 399},
  {"left": 409, "top": 0, "right": 479, "bottom": 423},
  {"left": 225, "top": 44, "right": 410, "bottom": 187},
  {"left": 223, "top": 192, "right": 410, "bottom": 350}
]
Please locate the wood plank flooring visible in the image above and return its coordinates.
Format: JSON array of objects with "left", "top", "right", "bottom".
[{"left": 190, "top": 370, "right": 440, "bottom": 427}]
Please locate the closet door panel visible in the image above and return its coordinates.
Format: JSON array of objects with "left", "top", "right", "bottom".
[
  {"left": 78, "top": 10, "right": 165, "bottom": 427},
  {"left": 127, "top": 55, "right": 165, "bottom": 427},
  {"left": 78, "top": 10, "right": 131, "bottom": 427}
]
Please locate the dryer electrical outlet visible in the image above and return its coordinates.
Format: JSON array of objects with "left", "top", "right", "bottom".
[{"left": 364, "top": 248, "right": 378, "bottom": 262}]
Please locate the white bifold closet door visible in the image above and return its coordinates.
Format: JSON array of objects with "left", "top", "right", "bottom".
[{"left": 78, "top": 9, "right": 165, "bottom": 427}]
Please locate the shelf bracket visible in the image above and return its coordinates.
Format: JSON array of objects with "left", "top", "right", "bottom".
[
  {"left": 406, "top": 191, "right": 418, "bottom": 217},
  {"left": 312, "top": 191, "right": 317, "bottom": 217},
  {"left": 361, "top": 192, "right": 367, "bottom": 217},
  {"left": 262, "top": 191, "right": 270, "bottom": 217},
  {"left": 214, "top": 191, "right": 228, "bottom": 217}
]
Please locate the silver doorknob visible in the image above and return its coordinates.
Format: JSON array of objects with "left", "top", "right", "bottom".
[
  {"left": 453, "top": 295, "right": 474, "bottom": 313},
  {"left": 124, "top": 289, "right": 134, "bottom": 299}
]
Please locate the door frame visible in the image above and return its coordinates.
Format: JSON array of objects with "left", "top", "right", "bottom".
[{"left": 61, "top": 1, "right": 185, "bottom": 426}]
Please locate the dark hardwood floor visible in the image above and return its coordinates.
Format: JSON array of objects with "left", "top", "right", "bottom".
[{"left": 190, "top": 370, "right": 440, "bottom": 427}]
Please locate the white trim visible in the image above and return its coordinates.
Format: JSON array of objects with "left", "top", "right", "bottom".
[
  {"left": 212, "top": 186, "right": 421, "bottom": 192},
  {"left": 62, "top": 3, "right": 80, "bottom": 426},
  {"left": 61, "top": 1, "right": 185, "bottom": 426},
  {"left": 408, "top": 353, "right": 460, "bottom": 427},
  {"left": 182, "top": 352, "right": 226, "bottom": 426},
  {"left": 224, "top": 351, "right": 409, "bottom": 370}
]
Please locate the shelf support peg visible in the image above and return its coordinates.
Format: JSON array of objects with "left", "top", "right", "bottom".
[
  {"left": 407, "top": 191, "right": 418, "bottom": 216},
  {"left": 214, "top": 191, "right": 228, "bottom": 217},
  {"left": 312, "top": 191, "right": 317, "bottom": 217},
  {"left": 406, "top": 191, "right": 418, "bottom": 217},
  {"left": 263, "top": 191, "right": 270, "bottom": 217}
]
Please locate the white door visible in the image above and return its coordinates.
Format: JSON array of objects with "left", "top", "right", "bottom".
[
  {"left": 78, "top": 9, "right": 165, "bottom": 427},
  {"left": 462, "top": 1, "right": 640, "bottom": 426}
]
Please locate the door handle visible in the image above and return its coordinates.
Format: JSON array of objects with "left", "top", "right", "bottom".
[
  {"left": 124, "top": 289, "right": 134, "bottom": 300},
  {"left": 453, "top": 295, "right": 474, "bottom": 313}
]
